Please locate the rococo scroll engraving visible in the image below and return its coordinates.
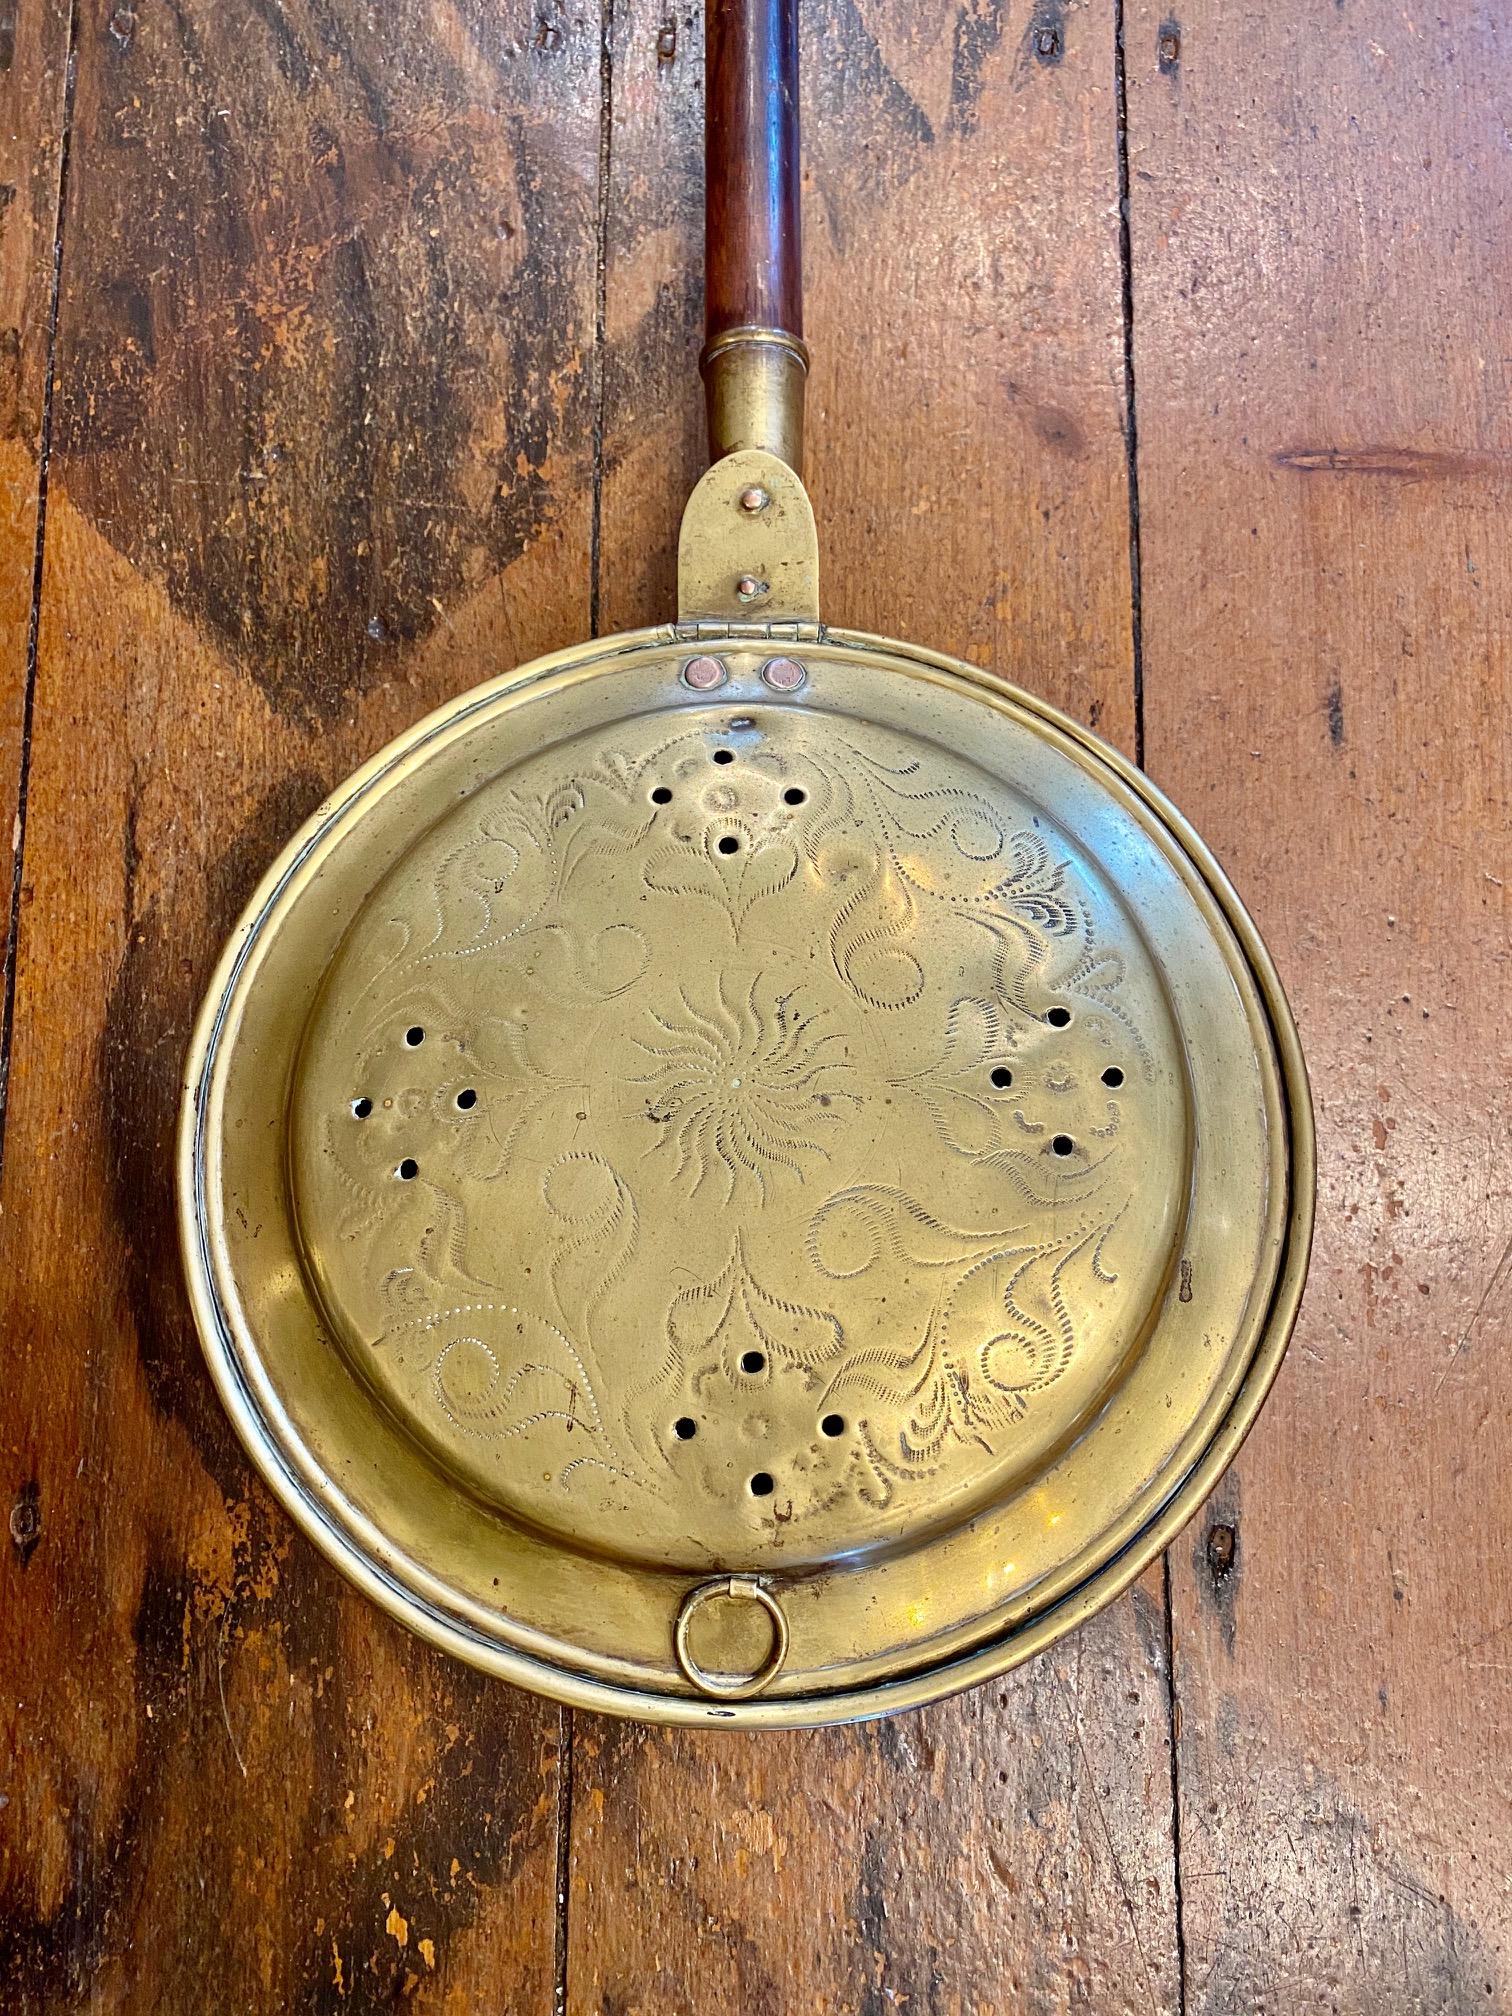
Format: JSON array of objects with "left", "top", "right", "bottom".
[{"left": 292, "top": 710, "right": 1184, "bottom": 1568}]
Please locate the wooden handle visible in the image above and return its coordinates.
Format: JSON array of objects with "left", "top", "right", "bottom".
[
  {"left": 700, "top": 0, "right": 807, "bottom": 470},
  {"left": 705, "top": 0, "right": 802, "bottom": 346}
]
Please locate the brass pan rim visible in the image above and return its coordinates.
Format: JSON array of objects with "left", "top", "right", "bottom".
[{"left": 178, "top": 622, "right": 1314, "bottom": 1728}]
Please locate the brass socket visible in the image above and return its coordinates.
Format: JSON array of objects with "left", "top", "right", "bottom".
[{"left": 701, "top": 326, "right": 809, "bottom": 475}]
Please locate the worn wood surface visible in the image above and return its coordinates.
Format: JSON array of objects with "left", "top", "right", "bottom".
[
  {"left": 0, "top": 2, "right": 1506, "bottom": 2013},
  {"left": 0, "top": 0, "right": 71, "bottom": 1108},
  {"left": 1129, "top": 0, "right": 1512, "bottom": 2006},
  {"left": 0, "top": 2, "right": 601, "bottom": 2008}
]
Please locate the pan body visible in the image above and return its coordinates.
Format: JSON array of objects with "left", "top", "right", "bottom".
[{"left": 178, "top": 625, "right": 1312, "bottom": 1726}]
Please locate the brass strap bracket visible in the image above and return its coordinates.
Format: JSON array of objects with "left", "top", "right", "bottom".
[{"left": 677, "top": 447, "right": 820, "bottom": 625}]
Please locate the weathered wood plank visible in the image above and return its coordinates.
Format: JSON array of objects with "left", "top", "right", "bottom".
[
  {"left": 1128, "top": 0, "right": 1512, "bottom": 2003},
  {"left": 570, "top": 1603, "right": 1180, "bottom": 2015},
  {"left": 0, "top": 3, "right": 606, "bottom": 2007},
  {"left": 571, "top": 6, "right": 1180, "bottom": 2011},
  {"left": 0, "top": 0, "right": 71, "bottom": 1099}
]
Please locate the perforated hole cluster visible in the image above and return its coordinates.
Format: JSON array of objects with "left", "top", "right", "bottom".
[
  {"left": 349, "top": 1022, "right": 480, "bottom": 1182},
  {"left": 981, "top": 1006, "right": 1131, "bottom": 1162}
]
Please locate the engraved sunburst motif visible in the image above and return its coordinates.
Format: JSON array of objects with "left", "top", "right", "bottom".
[
  {"left": 633, "top": 973, "right": 862, "bottom": 1198},
  {"left": 289, "top": 699, "right": 1191, "bottom": 1571}
]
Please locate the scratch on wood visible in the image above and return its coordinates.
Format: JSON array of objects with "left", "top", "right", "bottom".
[
  {"left": 215, "top": 1613, "right": 249, "bottom": 1779},
  {"left": 1274, "top": 445, "right": 1504, "bottom": 480},
  {"left": 1052, "top": 1666, "right": 1165, "bottom": 2011},
  {"left": 1433, "top": 1227, "right": 1512, "bottom": 1393}
]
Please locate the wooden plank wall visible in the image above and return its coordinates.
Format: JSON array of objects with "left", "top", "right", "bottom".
[{"left": 1, "top": 1, "right": 1506, "bottom": 2011}]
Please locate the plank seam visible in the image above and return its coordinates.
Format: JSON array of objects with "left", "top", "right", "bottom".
[
  {"left": 587, "top": 0, "right": 616, "bottom": 646},
  {"left": 0, "top": 0, "right": 81, "bottom": 1186},
  {"left": 1162, "top": 1549, "right": 1189, "bottom": 2010},
  {"left": 556, "top": 4, "right": 616, "bottom": 2007},
  {"left": 1114, "top": 0, "right": 1146, "bottom": 771},
  {"left": 553, "top": 1706, "right": 576, "bottom": 2016},
  {"left": 1118, "top": 0, "right": 1181, "bottom": 1996}
]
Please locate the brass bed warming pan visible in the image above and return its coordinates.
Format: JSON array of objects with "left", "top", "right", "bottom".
[{"left": 179, "top": 0, "right": 1313, "bottom": 1725}]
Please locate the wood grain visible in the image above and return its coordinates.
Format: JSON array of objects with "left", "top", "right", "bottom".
[
  {"left": 3, "top": 0, "right": 1509, "bottom": 2008},
  {"left": 1128, "top": 0, "right": 1512, "bottom": 2003},
  {"left": 705, "top": 0, "right": 803, "bottom": 343},
  {"left": 0, "top": 2, "right": 605, "bottom": 2008},
  {"left": 569, "top": 1614, "right": 1180, "bottom": 2015},
  {"left": 0, "top": 0, "right": 72, "bottom": 1099},
  {"left": 572, "top": 6, "right": 1179, "bottom": 2012}
]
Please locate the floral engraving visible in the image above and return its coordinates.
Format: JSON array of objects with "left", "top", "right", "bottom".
[{"left": 291, "top": 705, "right": 1179, "bottom": 1565}]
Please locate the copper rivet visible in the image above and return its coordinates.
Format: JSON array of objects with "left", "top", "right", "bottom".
[
  {"left": 682, "top": 654, "right": 727, "bottom": 690},
  {"left": 738, "top": 486, "right": 770, "bottom": 514},
  {"left": 736, "top": 575, "right": 768, "bottom": 603},
  {"left": 761, "top": 655, "right": 806, "bottom": 691}
]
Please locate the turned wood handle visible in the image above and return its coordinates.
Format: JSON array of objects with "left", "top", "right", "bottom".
[{"left": 705, "top": 0, "right": 802, "bottom": 347}]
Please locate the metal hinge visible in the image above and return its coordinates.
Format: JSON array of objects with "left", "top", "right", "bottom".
[{"left": 670, "top": 619, "right": 827, "bottom": 644}]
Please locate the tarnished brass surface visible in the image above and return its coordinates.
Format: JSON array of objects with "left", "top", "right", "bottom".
[
  {"left": 179, "top": 625, "right": 1312, "bottom": 1725},
  {"left": 701, "top": 325, "right": 809, "bottom": 472},
  {"left": 678, "top": 447, "right": 819, "bottom": 622}
]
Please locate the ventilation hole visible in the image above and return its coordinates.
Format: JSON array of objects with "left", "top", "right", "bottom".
[
  {"left": 397, "top": 1158, "right": 419, "bottom": 1180},
  {"left": 990, "top": 1066, "right": 1013, "bottom": 1090},
  {"left": 717, "top": 835, "right": 740, "bottom": 855},
  {"left": 740, "top": 1349, "right": 765, "bottom": 1374},
  {"left": 650, "top": 785, "right": 672, "bottom": 805},
  {"left": 405, "top": 1025, "right": 425, "bottom": 1046},
  {"left": 1051, "top": 1134, "right": 1075, "bottom": 1157},
  {"left": 1046, "top": 1006, "right": 1071, "bottom": 1028},
  {"left": 712, "top": 748, "right": 735, "bottom": 765},
  {"left": 749, "top": 1471, "right": 775, "bottom": 1497},
  {"left": 352, "top": 1097, "right": 373, "bottom": 1119},
  {"left": 783, "top": 786, "right": 806, "bottom": 806},
  {"left": 673, "top": 1416, "right": 697, "bottom": 1441},
  {"left": 456, "top": 1088, "right": 478, "bottom": 1110},
  {"left": 821, "top": 1413, "right": 846, "bottom": 1438},
  {"left": 1101, "top": 1066, "right": 1124, "bottom": 1088}
]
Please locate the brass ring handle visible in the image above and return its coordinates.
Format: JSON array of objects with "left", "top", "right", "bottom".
[{"left": 674, "top": 1576, "right": 790, "bottom": 1700}]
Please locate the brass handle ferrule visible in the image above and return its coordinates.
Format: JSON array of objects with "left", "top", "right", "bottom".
[{"left": 701, "top": 325, "right": 809, "bottom": 475}]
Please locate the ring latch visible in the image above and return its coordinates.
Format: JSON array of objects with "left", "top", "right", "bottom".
[{"left": 674, "top": 1576, "right": 789, "bottom": 1700}]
